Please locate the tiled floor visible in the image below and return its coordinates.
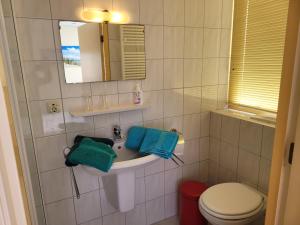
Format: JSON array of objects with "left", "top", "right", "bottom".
[{"left": 153, "top": 216, "right": 179, "bottom": 225}]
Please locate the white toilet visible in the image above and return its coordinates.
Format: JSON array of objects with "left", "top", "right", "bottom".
[{"left": 199, "top": 183, "right": 266, "bottom": 225}]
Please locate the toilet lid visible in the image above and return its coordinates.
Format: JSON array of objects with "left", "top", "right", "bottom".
[{"left": 200, "top": 183, "right": 264, "bottom": 219}]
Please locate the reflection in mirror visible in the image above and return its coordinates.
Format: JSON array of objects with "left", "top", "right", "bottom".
[
  {"left": 59, "top": 21, "right": 104, "bottom": 83},
  {"left": 59, "top": 21, "right": 146, "bottom": 83}
]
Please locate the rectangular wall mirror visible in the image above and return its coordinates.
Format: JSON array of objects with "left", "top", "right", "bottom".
[{"left": 59, "top": 21, "right": 146, "bottom": 83}]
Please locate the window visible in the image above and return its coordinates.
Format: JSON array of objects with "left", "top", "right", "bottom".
[{"left": 229, "top": 0, "right": 289, "bottom": 113}]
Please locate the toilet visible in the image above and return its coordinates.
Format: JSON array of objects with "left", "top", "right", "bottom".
[{"left": 199, "top": 183, "right": 266, "bottom": 225}]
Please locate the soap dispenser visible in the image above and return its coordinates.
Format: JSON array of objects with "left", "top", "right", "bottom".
[{"left": 133, "top": 83, "right": 143, "bottom": 105}]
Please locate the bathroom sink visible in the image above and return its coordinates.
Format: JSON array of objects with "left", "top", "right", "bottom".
[
  {"left": 80, "top": 135, "right": 184, "bottom": 213},
  {"left": 81, "top": 141, "right": 160, "bottom": 175}
]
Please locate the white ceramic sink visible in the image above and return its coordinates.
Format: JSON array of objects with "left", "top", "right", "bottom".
[
  {"left": 81, "top": 141, "right": 160, "bottom": 175},
  {"left": 81, "top": 136, "right": 184, "bottom": 212}
]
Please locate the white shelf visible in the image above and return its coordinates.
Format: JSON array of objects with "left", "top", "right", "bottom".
[{"left": 70, "top": 103, "right": 148, "bottom": 117}]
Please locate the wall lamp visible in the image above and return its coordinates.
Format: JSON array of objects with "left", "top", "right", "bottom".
[{"left": 82, "top": 9, "right": 124, "bottom": 23}]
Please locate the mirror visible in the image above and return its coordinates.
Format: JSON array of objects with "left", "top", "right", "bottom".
[{"left": 59, "top": 21, "right": 146, "bottom": 83}]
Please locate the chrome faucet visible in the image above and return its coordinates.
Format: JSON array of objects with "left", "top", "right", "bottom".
[{"left": 113, "top": 125, "right": 124, "bottom": 141}]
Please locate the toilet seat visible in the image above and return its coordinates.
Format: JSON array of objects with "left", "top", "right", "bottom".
[{"left": 199, "top": 183, "right": 264, "bottom": 220}]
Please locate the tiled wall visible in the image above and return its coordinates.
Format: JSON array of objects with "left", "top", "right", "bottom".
[
  {"left": 11, "top": 0, "right": 233, "bottom": 224},
  {"left": 209, "top": 112, "right": 275, "bottom": 195}
]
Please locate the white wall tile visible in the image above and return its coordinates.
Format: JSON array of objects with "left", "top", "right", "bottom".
[
  {"left": 218, "top": 58, "right": 230, "bottom": 84},
  {"left": 199, "top": 160, "right": 209, "bottom": 182},
  {"left": 220, "top": 29, "right": 232, "bottom": 57},
  {"left": 14, "top": 0, "right": 51, "bottom": 18},
  {"left": 16, "top": 18, "right": 56, "bottom": 60},
  {"left": 144, "top": 119, "right": 164, "bottom": 129},
  {"left": 164, "top": 116, "right": 183, "bottom": 133},
  {"left": 143, "top": 91, "right": 164, "bottom": 120},
  {"left": 239, "top": 121, "right": 263, "bottom": 155},
  {"left": 201, "top": 85, "right": 218, "bottom": 112},
  {"left": 183, "top": 114, "right": 201, "bottom": 140},
  {"left": 219, "top": 141, "right": 238, "bottom": 171},
  {"left": 40, "top": 168, "right": 72, "bottom": 203},
  {"left": 93, "top": 112, "right": 119, "bottom": 130},
  {"left": 50, "top": 0, "right": 83, "bottom": 20},
  {"left": 23, "top": 61, "right": 60, "bottom": 100},
  {"left": 164, "top": 27, "right": 184, "bottom": 58},
  {"left": 74, "top": 191, "right": 101, "bottom": 224},
  {"left": 164, "top": 59, "right": 184, "bottom": 89},
  {"left": 261, "top": 126, "right": 275, "bottom": 160},
  {"left": 200, "top": 112, "right": 210, "bottom": 137},
  {"left": 145, "top": 159, "right": 165, "bottom": 176},
  {"left": 203, "top": 29, "right": 221, "bottom": 58},
  {"left": 142, "top": 60, "right": 164, "bottom": 91},
  {"left": 164, "top": 193, "right": 178, "bottom": 218},
  {"left": 222, "top": 0, "right": 234, "bottom": 28},
  {"left": 184, "top": 59, "right": 202, "bottom": 87},
  {"left": 164, "top": 168, "right": 181, "bottom": 194},
  {"left": 202, "top": 58, "right": 219, "bottom": 86},
  {"left": 184, "top": 28, "right": 203, "bottom": 58},
  {"left": 126, "top": 203, "right": 147, "bottom": 225},
  {"left": 113, "top": 0, "right": 140, "bottom": 24},
  {"left": 135, "top": 177, "right": 146, "bottom": 204},
  {"left": 73, "top": 167, "right": 99, "bottom": 194},
  {"left": 45, "top": 199, "right": 76, "bottom": 225},
  {"left": 145, "top": 26, "right": 163, "bottom": 59},
  {"left": 182, "top": 162, "right": 200, "bottom": 181},
  {"left": 184, "top": 87, "right": 201, "bottom": 114},
  {"left": 102, "top": 212, "right": 125, "bottom": 225},
  {"left": 217, "top": 84, "right": 228, "bottom": 109},
  {"left": 184, "top": 139, "right": 200, "bottom": 164},
  {"left": 91, "top": 81, "right": 118, "bottom": 96},
  {"left": 146, "top": 197, "right": 165, "bottom": 225},
  {"left": 210, "top": 112, "right": 222, "bottom": 138},
  {"left": 29, "top": 100, "right": 65, "bottom": 137},
  {"left": 209, "top": 138, "right": 220, "bottom": 163},
  {"left": 35, "top": 134, "right": 67, "bottom": 172},
  {"left": 204, "top": 0, "right": 222, "bottom": 28},
  {"left": 199, "top": 137, "right": 209, "bottom": 161},
  {"left": 185, "top": 0, "right": 204, "bottom": 27},
  {"left": 164, "top": 89, "right": 184, "bottom": 117},
  {"left": 118, "top": 80, "right": 141, "bottom": 93},
  {"left": 218, "top": 166, "right": 236, "bottom": 183},
  {"left": 83, "top": 0, "right": 112, "bottom": 10},
  {"left": 140, "top": 0, "right": 163, "bottom": 25},
  {"left": 80, "top": 218, "right": 102, "bottom": 225},
  {"left": 100, "top": 189, "right": 117, "bottom": 215},
  {"left": 164, "top": 0, "right": 184, "bottom": 26},
  {"left": 237, "top": 150, "right": 260, "bottom": 186},
  {"left": 208, "top": 160, "right": 219, "bottom": 185},
  {"left": 145, "top": 172, "right": 164, "bottom": 201},
  {"left": 221, "top": 115, "right": 240, "bottom": 145},
  {"left": 258, "top": 158, "right": 271, "bottom": 194}
]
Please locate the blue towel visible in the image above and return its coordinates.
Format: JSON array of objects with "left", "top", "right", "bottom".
[
  {"left": 66, "top": 138, "right": 117, "bottom": 172},
  {"left": 139, "top": 128, "right": 179, "bottom": 159},
  {"left": 125, "top": 126, "right": 147, "bottom": 151}
]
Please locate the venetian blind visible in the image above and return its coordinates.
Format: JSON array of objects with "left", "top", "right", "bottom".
[{"left": 229, "top": 0, "right": 289, "bottom": 113}]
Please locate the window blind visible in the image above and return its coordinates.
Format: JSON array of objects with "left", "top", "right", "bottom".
[{"left": 229, "top": 0, "right": 289, "bottom": 113}]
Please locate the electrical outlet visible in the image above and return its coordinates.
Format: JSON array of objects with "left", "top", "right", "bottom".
[{"left": 48, "top": 102, "right": 60, "bottom": 113}]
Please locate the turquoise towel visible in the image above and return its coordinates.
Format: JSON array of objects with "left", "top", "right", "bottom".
[
  {"left": 125, "top": 126, "right": 147, "bottom": 151},
  {"left": 67, "top": 138, "right": 117, "bottom": 172},
  {"left": 139, "top": 128, "right": 179, "bottom": 159}
]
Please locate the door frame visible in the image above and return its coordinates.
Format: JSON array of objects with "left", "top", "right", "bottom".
[
  {"left": 0, "top": 52, "right": 28, "bottom": 225},
  {"left": 265, "top": 0, "right": 300, "bottom": 224}
]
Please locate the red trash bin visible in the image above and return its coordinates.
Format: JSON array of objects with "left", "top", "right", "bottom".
[{"left": 179, "top": 181, "right": 208, "bottom": 225}]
